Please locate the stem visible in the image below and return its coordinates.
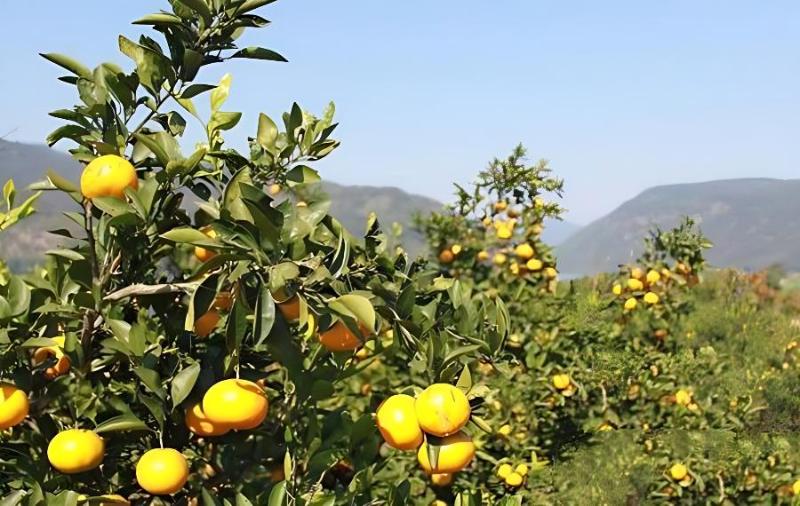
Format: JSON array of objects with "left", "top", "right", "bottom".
[{"left": 84, "top": 200, "right": 100, "bottom": 285}]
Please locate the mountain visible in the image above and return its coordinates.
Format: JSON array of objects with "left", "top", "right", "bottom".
[
  {"left": 0, "top": 139, "right": 583, "bottom": 270},
  {"left": 557, "top": 178, "right": 800, "bottom": 275}
]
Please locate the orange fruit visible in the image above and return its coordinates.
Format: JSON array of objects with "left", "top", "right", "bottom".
[
  {"left": 319, "top": 321, "right": 365, "bottom": 352},
  {"left": 80, "top": 155, "right": 138, "bottom": 200},
  {"left": 477, "top": 250, "right": 490, "bottom": 262},
  {"left": 552, "top": 374, "right": 571, "bottom": 390},
  {"left": 203, "top": 379, "right": 268, "bottom": 430},
  {"left": 669, "top": 463, "right": 688, "bottom": 481},
  {"left": 431, "top": 473, "right": 453, "bottom": 486},
  {"left": 194, "top": 310, "right": 220, "bottom": 338},
  {"left": 415, "top": 383, "right": 471, "bottom": 437},
  {"left": 213, "top": 292, "right": 234, "bottom": 311},
  {"left": 185, "top": 402, "right": 230, "bottom": 436},
  {"left": 417, "top": 431, "right": 475, "bottom": 474},
  {"left": 193, "top": 227, "right": 217, "bottom": 262},
  {"left": 376, "top": 394, "right": 423, "bottom": 450},
  {"left": 514, "top": 243, "right": 534, "bottom": 260},
  {"left": 136, "top": 448, "right": 189, "bottom": 495},
  {"left": 47, "top": 429, "right": 105, "bottom": 473},
  {"left": 0, "top": 383, "right": 29, "bottom": 429},
  {"left": 438, "top": 249, "right": 455, "bottom": 264},
  {"left": 33, "top": 346, "right": 71, "bottom": 379},
  {"left": 276, "top": 294, "right": 301, "bottom": 322}
]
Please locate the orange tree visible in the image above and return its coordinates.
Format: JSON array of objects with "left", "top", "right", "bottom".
[{"left": 0, "top": 1, "right": 510, "bottom": 504}]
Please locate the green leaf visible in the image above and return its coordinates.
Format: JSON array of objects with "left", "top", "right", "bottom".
[
  {"left": 3, "top": 180, "right": 15, "bottom": 209},
  {"left": 46, "top": 169, "right": 79, "bottom": 193},
  {"left": 161, "top": 227, "right": 212, "bottom": 244},
  {"left": 118, "top": 35, "right": 174, "bottom": 95},
  {"left": 95, "top": 413, "right": 150, "bottom": 434},
  {"left": 46, "top": 249, "right": 85, "bottom": 261},
  {"left": 285, "top": 165, "right": 320, "bottom": 187},
  {"left": 456, "top": 365, "right": 472, "bottom": 393},
  {"left": 181, "top": 84, "right": 217, "bottom": 99},
  {"left": 328, "top": 294, "right": 375, "bottom": 333},
  {"left": 230, "top": 47, "right": 287, "bottom": 62},
  {"left": 257, "top": 113, "right": 278, "bottom": 150},
  {"left": 171, "top": 362, "right": 201, "bottom": 409},
  {"left": 211, "top": 74, "right": 232, "bottom": 113},
  {"left": 40, "top": 53, "right": 92, "bottom": 79},
  {"left": 175, "top": 0, "right": 213, "bottom": 24},
  {"left": 254, "top": 284, "right": 276, "bottom": 346},
  {"left": 267, "top": 482, "right": 286, "bottom": 506},
  {"left": 134, "top": 366, "right": 166, "bottom": 399},
  {"left": 238, "top": 0, "right": 277, "bottom": 14},
  {"left": 133, "top": 13, "right": 184, "bottom": 26}
]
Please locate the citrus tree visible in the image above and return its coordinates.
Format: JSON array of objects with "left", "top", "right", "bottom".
[{"left": 0, "top": 1, "right": 511, "bottom": 504}]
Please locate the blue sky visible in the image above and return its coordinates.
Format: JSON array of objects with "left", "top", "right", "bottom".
[{"left": 1, "top": 1, "right": 798, "bottom": 223}]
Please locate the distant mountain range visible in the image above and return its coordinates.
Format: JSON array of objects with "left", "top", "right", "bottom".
[
  {"left": 11, "top": 141, "right": 794, "bottom": 277},
  {"left": 1, "top": 139, "right": 580, "bottom": 270},
  {"left": 557, "top": 178, "right": 800, "bottom": 274}
]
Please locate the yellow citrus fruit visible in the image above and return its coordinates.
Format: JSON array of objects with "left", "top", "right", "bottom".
[
  {"left": 80, "top": 155, "right": 138, "bottom": 200},
  {"left": 432, "top": 501, "right": 448, "bottom": 506},
  {"left": 477, "top": 250, "right": 490, "bottom": 262},
  {"left": 494, "top": 201, "right": 508, "bottom": 212},
  {"left": 612, "top": 283, "right": 622, "bottom": 295},
  {"left": 431, "top": 473, "right": 453, "bottom": 486},
  {"left": 0, "top": 383, "right": 29, "bottom": 429},
  {"left": 450, "top": 244, "right": 462, "bottom": 255},
  {"left": 646, "top": 269, "right": 661, "bottom": 284},
  {"left": 497, "top": 424, "right": 512, "bottom": 436},
  {"left": 643, "top": 292, "right": 659, "bottom": 305},
  {"left": 417, "top": 431, "right": 475, "bottom": 474},
  {"left": 624, "top": 298, "right": 637, "bottom": 311},
  {"left": 515, "top": 463, "right": 529, "bottom": 476},
  {"left": 136, "top": 448, "right": 189, "bottom": 495},
  {"left": 505, "top": 472, "right": 523, "bottom": 487},
  {"left": 497, "top": 463, "right": 513, "bottom": 479},
  {"left": 496, "top": 227, "right": 513, "bottom": 240},
  {"left": 526, "top": 258, "right": 543, "bottom": 271},
  {"left": 47, "top": 429, "right": 105, "bottom": 474},
  {"left": 493, "top": 253, "right": 507, "bottom": 265},
  {"left": 203, "top": 379, "right": 268, "bottom": 430},
  {"left": 669, "top": 463, "right": 688, "bottom": 481},
  {"left": 675, "top": 389, "right": 692, "bottom": 406},
  {"left": 793, "top": 479, "right": 800, "bottom": 495},
  {"left": 194, "top": 310, "right": 220, "bottom": 338},
  {"left": 552, "top": 374, "right": 571, "bottom": 390},
  {"left": 33, "top": 346, "right": 71, "bottom": 379},
  {"left": 268, "top": 183, "right": 281, "bottom": 195},
  {"left": 544, "top": 267, "right": 557, "bottom": 279},
  {"left": 533, "top": 196, "right": 544, "bottom": 208},
  {"left": 509, "top": 262, "right": 520, "bottom": 275},
  {"left": 415, "top": 383, "right": 471, "bottom": 437},
  {"left": 185, "top": 402, "right": 230, "bottom": 437},
  {"left": 194, "top": 227, "right": 217, "bottom": 262},
  {"left": 631, "top": 267, "right": 644, "bottom": 279},
  {"left": 438, "top": 249, "right": 455, "bottom": 264},
  {"left": 319, "top": 321, "right": 365, "bottom": 352},
  {"left": 514, "top": 243, "right": 534, "bottom": 260},
  {"left": 376, "top": 394, "right": 423, "bottom": 451},
  {"left": 627, "top": 278, "right": 644, "bottom": 291}
]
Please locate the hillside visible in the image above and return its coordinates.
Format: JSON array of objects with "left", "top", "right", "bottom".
[{"left": 557, "top": 178, "right": 800, "bottom": 275}]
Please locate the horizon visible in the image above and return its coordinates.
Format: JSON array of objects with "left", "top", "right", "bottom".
[{"left": 2, "top": 1, "right": 798, "bottom": 224}]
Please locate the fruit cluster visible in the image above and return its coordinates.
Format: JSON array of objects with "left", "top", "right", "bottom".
[{"left": 376, "top": 384, "right": 476, "bottom": 484}]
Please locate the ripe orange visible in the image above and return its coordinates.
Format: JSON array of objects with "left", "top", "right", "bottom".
[
  {"left": 612, "top": 283, "right": 622, "bottom": 295},
  {"left": 417, "top": 431, "right": 475, "bottom": 474},
  {"left": 47, "top": 429, "right": 105, "bottom": 473},
  {"left": 627, "top": 278, "right": 644, "bottom": 291},
  {"left": 514, "top": 243, "right": 534, "bottom": 260},
  {"left": 80, "top": 155, "right": 138, "bottom": 200},
  {"left": 505, "top": 472, "right": 523, "bottom": 487},
  {"left": 526, "top": 258, "right": 543, "bottom": 271},
  {"left": 185, "top": 402, "right": 230, "bottom": 437},
  {"left": 643, "top": 292, "right": 660, "bottom": 305},
  {"left": 477, "top": 250, "right": 490, "bottom": 262},
  {"left": 624, "top": 298, "right": 637, "bottom": 311},
  {"left": 431, "top": 473, "right": 453, "bottom": 486},
  {"left": 33, "top": 346, "right": 71, "bottom": 379},
  {"left": 438, "top": 249, "right": 455, "bottom": 264},
  {"left": 415, "top": 383, "right": 471, "bottom": 437},
  {"left": 276, "top": 294, "right": 301, "bottom": 322},
  {"left": 669, "top": 463, "right": 688, "bottom": 481},
  {"left": 631, "top": 267, "right": 644, "bottom": 280},
  {"left": 193, "top": 227, "right": 217, "bottom": 262},
  {"left": 194, "top": 310, "right": 220, "bottom": 338},
  {"left": 136, "top": 448, "right": 189, "bottom": 495},
  {"left": 376, "top": 394, "right": 423, "bottom": 450},
  {"left": 203, "top": 379, "right": 268, "bottom": 430},
  {"left": 213, "top": 291, "right": 234, "bottom": 311},
  {"left": 0, "top": 383, "right": 29, "bottom": 429},
  {"left": 552, "top": 374, "right": 571, "bottom": 390},
  {"left": 319, "top": 321, "right": 365, "bottom": 352}
]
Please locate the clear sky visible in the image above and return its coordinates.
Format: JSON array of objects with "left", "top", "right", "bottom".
[{"left": 1, "top": 1, "right": 798, "bottom": 224}]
